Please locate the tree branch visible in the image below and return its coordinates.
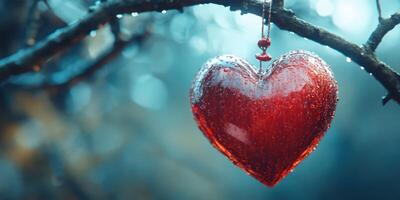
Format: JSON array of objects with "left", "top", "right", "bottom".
[
  {"left": 0, "top": 0, "right": 400, "bottom": 104},
  {"left": 365, "top": 12, "right": 400, "bottom": 52},
  {"left": 47, "top": 33, "right": 149, "bottom": 91},
  {"left": 8, "top": 31, "right": 150, "bottom": 92}
]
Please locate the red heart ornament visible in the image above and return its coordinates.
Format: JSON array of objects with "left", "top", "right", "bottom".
[{"left": 190, "top": 50, "right": 338, "bottom": 187}]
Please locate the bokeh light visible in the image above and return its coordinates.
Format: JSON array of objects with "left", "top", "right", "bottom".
[
  {"left": 0, "top": 0, "right": 400, "bottom": 199},
  {"left": 315, "top": 0, "right": 335, "bottom": 17},
  {"left": 332, "top": 0, "right": 374, "bottom": 34},
  {"left": 130, "top": 74, "right": 168, "bottom": 110}
]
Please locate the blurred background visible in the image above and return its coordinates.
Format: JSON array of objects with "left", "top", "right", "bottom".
[{"left": 0, "top": 0, "right": 399, "bottom": 199}]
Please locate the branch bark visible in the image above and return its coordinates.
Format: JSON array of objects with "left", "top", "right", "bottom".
[
  {"left": 365, "top": 12, "right": 400, "bottom": 52},
  {"left": 0, "top": 0, "right": 399, "bottom": 104}
]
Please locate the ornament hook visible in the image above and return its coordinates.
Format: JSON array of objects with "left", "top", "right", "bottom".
[{"left": 256, "top": 0, "right": 273, "bottom": 74}]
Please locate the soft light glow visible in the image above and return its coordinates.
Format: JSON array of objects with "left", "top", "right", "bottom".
[
  {"left": 130, "top": 74, "right": 168, "bottom": 110},
  {"left": 315, "top": 0, "right": 334, "bottom": 17},
  {"left": 68, "top": 83, "right": 92, "bottom": 112},
  {"left": 189, "top": 36, "right": 208, "bottom": 54},
  {"left": 332, "top": 0, "right": 373, "bottom": 33}
]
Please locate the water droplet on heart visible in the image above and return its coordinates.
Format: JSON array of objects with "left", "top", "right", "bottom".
[
  {"left": 346, "top": 57, "right": 352, "bottom": 62},
  {"left": 116, "top": 14, "right": 123, "bottom": 18},
  {"left": 361, "top": 52, "right": 365, "bottom": 56},
  {"left": 369, "top": 73, "right": 373, "bottom": 76},
  {"left": 131, "top": 12, "right": 138, "bottom": 17},
  {"left": 161, "top": 10, "right": 167, "bottom": 14},
  {"left": 360, "top": 66, "right": 365, "bottom": 70}
]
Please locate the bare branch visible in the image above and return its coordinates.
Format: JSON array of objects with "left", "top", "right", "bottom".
[
  {"left": 0, "top": 0, "right": 399, "bottom": 104},
  {"left": 48, "top": 33, "right": 148, "bottom": 90},
  {"left": 365, "top": 12, "right": 400, "bottom": 52},
  {"left": 9, "top": 31, "right": 149, "bottom": 92}
]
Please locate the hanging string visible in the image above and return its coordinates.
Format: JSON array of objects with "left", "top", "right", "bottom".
[
  {"left": 266, "top": 0, "right": 273, "bottom": 39},
  {"left": 257, "top": 0, "right": 273, "bottom": 74},
  {"left": 261, "top": 0, "right": 266, "bottom": 38}
]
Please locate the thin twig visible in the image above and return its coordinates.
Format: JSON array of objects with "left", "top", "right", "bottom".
[
  {"left": 0, "top": 0, "right": 399, "bottom": 104},
  {"left": 25, "top": 0, "right": 41, "bottom": 46},
  {"left": 376, "top": 0, "right": 383, "bottom": 22}
]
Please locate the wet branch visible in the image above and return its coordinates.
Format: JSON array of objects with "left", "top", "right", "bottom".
[
  {"left": 0, "top": 0, "right": 400, "bottom": 104},
  {"left": 365, "top": 12, "right": 400, "bottom": 52},
  {"left": 47, "top": 32, "right": 149, "bottom": 90}
]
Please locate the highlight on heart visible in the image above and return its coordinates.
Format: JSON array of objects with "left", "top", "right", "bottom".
[{"left": 0, "top": 0, "right": 398, "bottom": 199}]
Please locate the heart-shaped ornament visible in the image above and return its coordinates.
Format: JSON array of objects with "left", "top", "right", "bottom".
[{"left": 190, "top": 50, "right": 338, "bottom": 187}]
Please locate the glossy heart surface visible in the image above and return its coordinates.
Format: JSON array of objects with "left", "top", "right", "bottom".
[{"left": 190, "top": 50, "right": 338, "bottom": 187}]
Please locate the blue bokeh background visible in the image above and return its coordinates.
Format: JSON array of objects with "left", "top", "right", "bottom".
[{"left": 0, "top": 0, "right": 400, "bottom": 199}]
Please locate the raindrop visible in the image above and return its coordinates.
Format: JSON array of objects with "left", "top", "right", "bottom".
[{"left": 346, "top": 57, "right": 352, "bottom": 62}]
